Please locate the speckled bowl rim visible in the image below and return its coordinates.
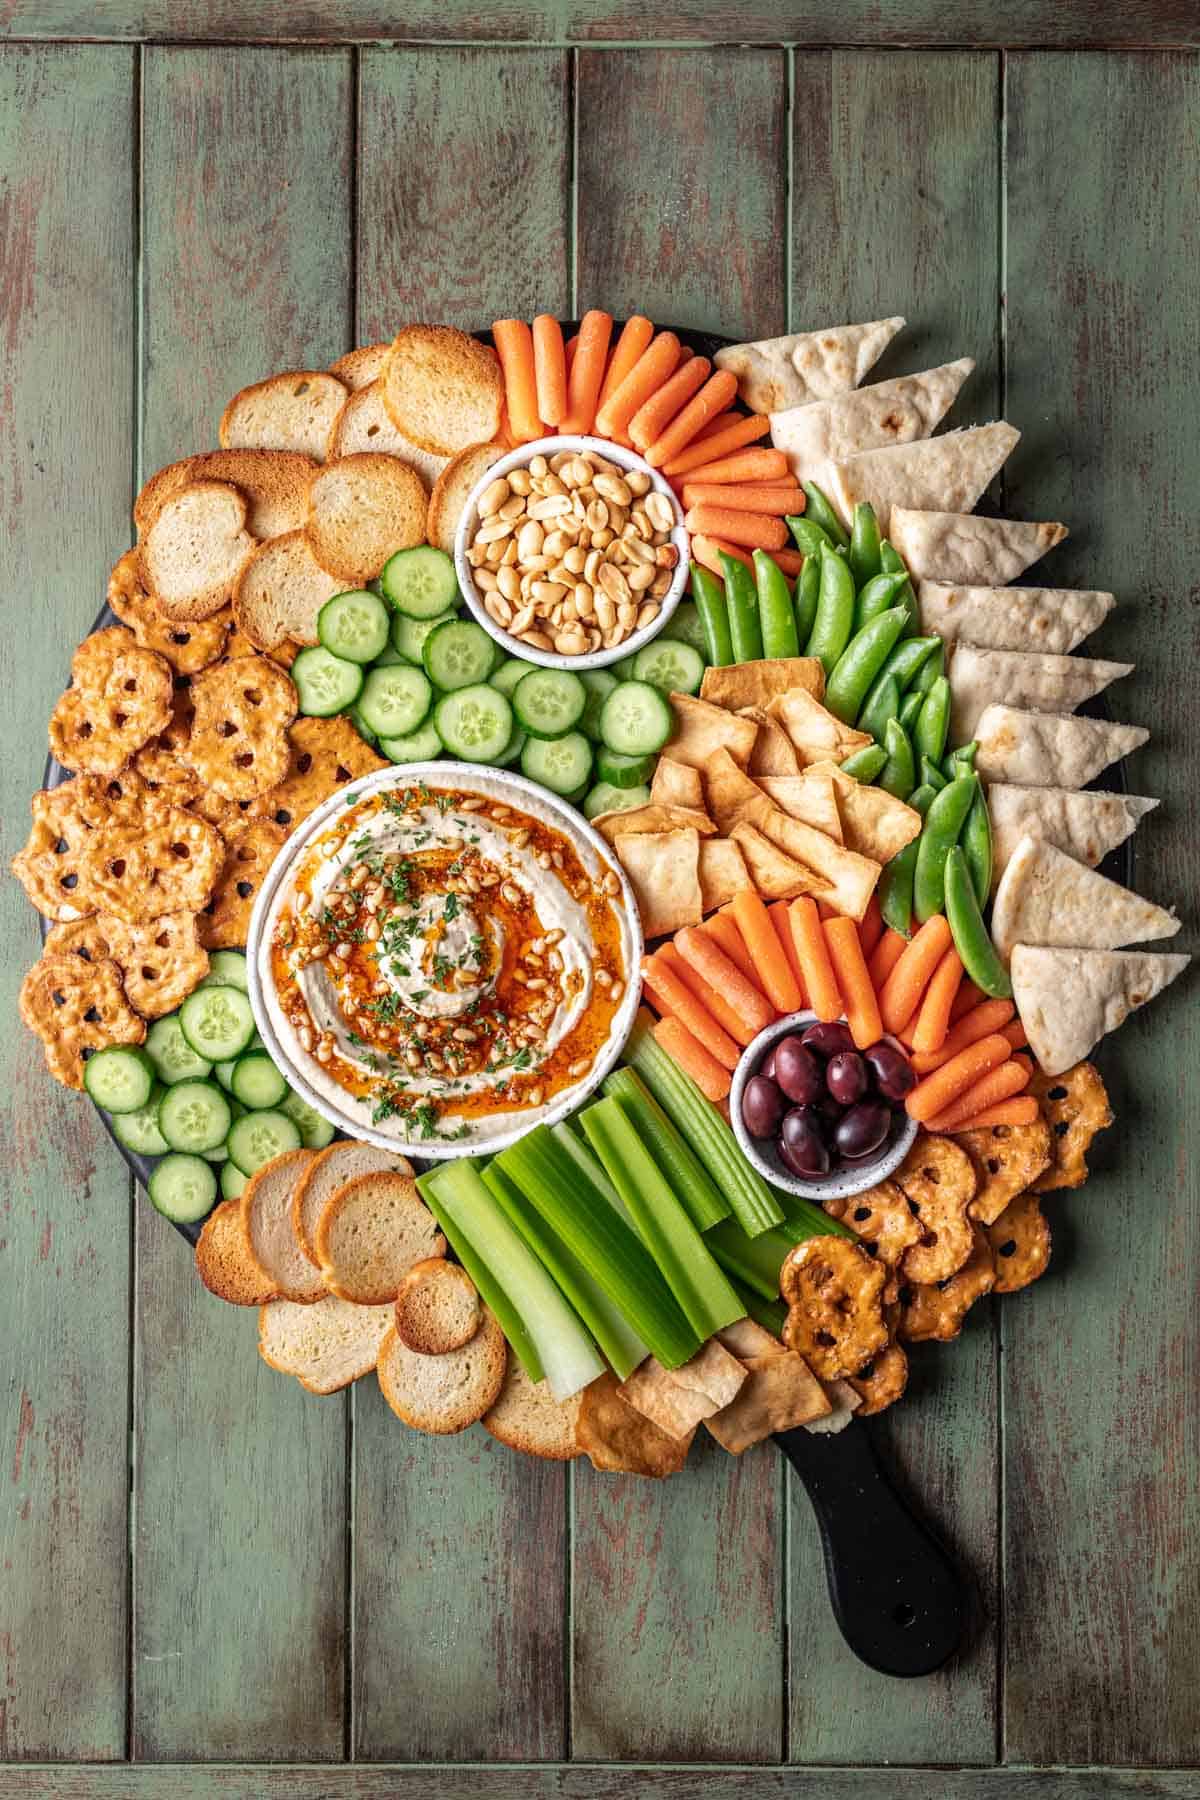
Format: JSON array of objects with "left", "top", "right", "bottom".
[
  {"left": 453, "top": 434, "right": 689, "bottom": 671},
  {"left": 729, "top": 1010, "right": 919, "bottom": 1202},
  {"left": 245, "top": 761, "right": 643, "bottom": 1160}
]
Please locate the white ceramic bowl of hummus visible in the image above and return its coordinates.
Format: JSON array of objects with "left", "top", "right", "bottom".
[{"left": 246, "top": 763, "right": 643, "bottom": 1159}]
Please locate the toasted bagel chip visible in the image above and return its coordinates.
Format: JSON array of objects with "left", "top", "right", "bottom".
[
  {"left": 394, "top": 1258, "right": 482, "bottom": 1356},
  {"left": 260, "top": 1293, "right": 393, "bottom": 1393},
  {"left": 141, "top": 480, "right": 257, "bottom": 623},
  {"left": 328, "top": 343, "right": 389, "bottom": 391},
  {"left": 220, "top": 369, "right": 348, "bottom": 462},
  {"left": 482, "top": 1358, "right": 583, "bottom": 1461},
  {"left": 377, "top": 1312, "right": 507, "bottom": 1433},
  {"left": 233, "top": 530, "right": 345, "bottom": 650},
  {"left": 327, "top": 379, "right": 451, "bottom": 488},
  {"left": 305, "top": 452, "right": 426, "bottom": 584},
  {"left": 381, "top": 325, "right": 504, "bottom": 455},
  {"left": 197, "top": 1198, "right": 279, "bottom": 1307},
  {"left": 135, "top": 450, "right": 317, "bottom": 540},
  {"left": 241, "top": 1148, "right": 324, "bottom": 1304},
  {"left": 291, "top": 1140, "right": 414, "bottom": 1269},
  {"left": 427, "top": 441, "right": 506, "bottom": 553},
  {"left": 315, "top": 1169, "right": 446, "bottom": 1305}
]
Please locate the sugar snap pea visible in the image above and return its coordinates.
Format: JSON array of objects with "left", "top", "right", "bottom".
[
  {"left": 839, "top": 742, "right": 888, "bottom": 783},
  {"left": 898, "top": 689, "right": 925, "bottom": 733},
  {"left": 878, "top": 782, "right": 937, "bottom": 937},
  {"left": 860, "top": 637, "right": 941, "bottom": 727},
  {"left": 879, "top": 539, "right": 917, "bottom": 636},
  {"left": 824, "top": 605, "right": 909, "bottom": 723},
  {"left": 878, "top": 716, "right": 915, "bottom": 799},
  {"left": 913, "top": 774, "right": 977, "bottom": 924},
  {"left": 920, "top": 754, "right": 948, "bottom": 791},
  {"left": 719, "top": 551, "right": 763, "bottom": 663},
  {"left": 787, "top": 515, "right": 836, "bottom": 559},
  {"left": 914, "top": 674, "right": 951, "bottom": 764},
  {"left": 943, "top": 739, "right": 978, "bottom": 782},
  {"left": 848, "top": 502, "right": 882, "bottom": 590},
  {"left": 801, "top": 481, "right": 849, "bottom": 549},
  {"left": 852, "top": 570, "right": 910, "bottom": 633},
  {"left": 944, "top": 844, "right": 1011, "bottom": 998},
  {"left": 910, "top": 638, "right": 945, "bottom": 696},
  {"left": 805, "top": 542, "right": 856, "bottom": 676},
  {"left": 793, "top": 553, "right": 819, "bottom": 647},
  {"left": 857, "top": 674, "right": 901, "bottom": 745},
  {"left": 961, "top": 786, "right": 993, "bottom": 907},
  {"left": 752, "top": 549, "right": 799, "bottom": 660},
  {"left": 689, "top": 564, "right": 734, "bottom": 667}
]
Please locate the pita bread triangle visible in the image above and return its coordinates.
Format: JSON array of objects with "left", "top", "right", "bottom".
[
  {"left": 985, "top": 783, "right": 1158, "bottom": 889},
  {"left": 991, "top": 835, "right": 1179, "bottom": 962},
  {"left": 826, "top": 422, "right": 1020, "bottom": 528},
  {"left": 713, "top": 317, "right": 904, "bottom": 413},
  {"left": 1011, "top": 945, "right": 1189, "bottom": 1076},
  {"left": 917, "top": 581, "right": 1115, "bottom": 654},
  {"left": 974, "top": 706, "right": 1148, "bottom": 789},
  {"left": 948, "top": 644, "right": 1132, "bottom": 739},
  {"left": 769, "top": 358, "right": 974, "bottom": 488},
  {"left": 890, "top": 508, "right": 1068, "bottom": 585}
]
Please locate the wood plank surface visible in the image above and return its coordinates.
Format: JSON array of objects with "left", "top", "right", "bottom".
[
  {"left": 785, "top": 49, "right": 1002, "bottom": 1767},
  {"left": 0, "top": 42, "right": 136, "bottom": 1762},
  {"left": 132, "top": 45, "right": 354, "bottom": 1761},
  {"left": 351, "top": 44, "right": 573, "bottom": 1765},
  {"left": 1002, "top": 48, "right": 1200, "bottom": 1768},
  {"left": 570, "top": 45, "right": 786, "bottom": 1765}
]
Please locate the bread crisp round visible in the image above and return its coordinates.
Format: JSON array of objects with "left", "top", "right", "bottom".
[
  {"left": 259, "top": 1293, "right": 394, "bottom": 1394},
  {"left": 196, "top": 1197, "right": 278, "bottom": 1307},
  {"left": 240, "top": 1147, "right": 324, "bottom": 1303},
  {"left": 327, "top": 380, "right": 450, "bottom": 490},
  {"left": 394, "top": 1258, "right": 481, "bottom": 1356},
  {"left": 291, "top": 1139, "right": 414, "bottom": 1269},
  {"left": 328, "top": 343, "right": 390, "bottom": 391},
  {"left": 377, "top": 1311, "right": 507, "bottom": 1434},
  {"left": 233, "top": 530, "right": 344, "bottom": 649},
  {"left": 314, "top": 1169, "right": 445, "bottom": 1305},
  {"left": 426, "top": 441, "right": 506, "bottom": 554},
  {"left": 381, "top": 325, "right": 503, "bottom": 455},
  {"left": 220, "top": 369, "right": 348, "bottom": 462},
  {"left": 135, "top": 449, "right": 317, "bottom": 540},
  {"left": 481, "top": 1358, "right": 582, "bottom": 1461},
  {"left": 304, "top": 452, "right": 426, "bottom": 584},
  {"left": 141, "top": 479, "right": 257, "bottom": 622}
]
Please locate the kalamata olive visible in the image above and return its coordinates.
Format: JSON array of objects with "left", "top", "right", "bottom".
[
  {"left": 863, "top": 1040, "right": 916, "bottom": 1101},
  {"left": 759, "top": 1045, "right": 778, "bottom": 1082},
  {"left": 834, "top": 1100, "right": 892, "bottom": 1160},
  {"left": 779, "top": 1106, "right": 831, "bottom": 1178},
  {"left": 826, "top": 1050, "right": 868, "bottom": 1106},
  {"left": 741, "top": 1075, "right": 786, "bottom": 1139},
  {"left": 773, "top": 1035, "right": 824, "bottom": 1106},
  {"left": 801, "top": 1020, "right": 856, "bottom": 1060}
]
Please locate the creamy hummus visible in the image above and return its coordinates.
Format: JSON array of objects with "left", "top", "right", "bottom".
[{"left": 257, "top": 773, "right": 635, "bottom": 1149}]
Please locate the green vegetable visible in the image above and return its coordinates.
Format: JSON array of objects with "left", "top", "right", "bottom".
[
  {"left": 419, "top": 1161, "right": 602, "bottom": 1398},
  {"left": 913, "top": 675, "right": 951, "bottom": 765},
  {"left": 857, "top": 673, "right": 901, "bottom": 745},
  {"left": 910, "top": 638, "right": 945, "bottom": 695},
  {"left": 944, "top": 740, "right": 978, "bottom": 781},
  {"left": 913, "top": 774, "right": 977, "bottom": 924},
  {"left": 805, "top": 542, "right": 856, "bottom": 677},
  {"left": 961, "top": 786, "right": 993, "bottom": 906},
  {"left": 801, "top": 481, "right": 849, "bottom": 549},
  {"left": 689, "top": 564, "right": 734, "bottom": 667},
  {"left": 706, "top": 1208, "right": 853, "bottom": 1302},
  {"left": 877, "top": 782, "right": 938, "bottom": 936},
  {"left": 824, "top": 605, "right": 908, "bottom": 724},
  {"left": 753, "top": 549, "right": 800, "bottom": 659},
  {"left": 879, "top": 539, "right": 917, "bottom": 635},
  {"left": 878, "top": 716, "right": 915, "bottom": 799},
  {"left": 898, "top": 689, "right": 925, "bottom": 733},
  {"left": 875, "top": 634, "right": 942, "bottom": 696},
  {"left": 549, "top": 1120, "right": 628, "bottom": 1216},
  {"left": 853, "top": 570, "right": 910, "bottom": 632},
  {"left": 793, "top": 553, "right": 820, "bottom": 646},
  {"left": 719, "top": 551, "right": 764, "bottom": 662},
  {"left": 730, "top": 1280, "right": 788, "bottom": 1338},
  {"left": 580, "top": 1097, "right": 743, "bottom": 1341},
  {"left": 847, "top": 502, "right": 882, "bottom": 589},
  {"left": 420, "top": 1178, "right": 544, "bottom": 1381},
  {"left": 602, "top": 1066, "right": 730, "bottom": 1230},
  {"left": 625, "top": 1018, "right": 784, "bottom": 1237},
  {"left": 920, "top": 754, "right": 949, "bottom": 792},
  {"left": 786, "top": 514, "right": 836, "bottom": 558},
  {"left": 944, "top": 844, "right": 1012, "bottom": 999},
  {"left": 839, "top": 742, "right": 888, "bottom": 783}
]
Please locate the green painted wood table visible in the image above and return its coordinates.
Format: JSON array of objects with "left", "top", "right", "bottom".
[{"left": 1, "top": 7, "right": 1197, "bottom": 1792}]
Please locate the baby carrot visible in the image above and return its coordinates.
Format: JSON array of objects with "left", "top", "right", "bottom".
[
  {"left": 858, "top": 892, "right": 885, "bottom": 962},
  {"left": 559, "top": 308, "right": 612, "bottom": 434},
  {"left": 640, "top": 952, "right": 740, "bottom": 1071},
  {"left": 628, "top": 355, "right": 712, "bottom": 452},
  {"left": 909, "top": 998, "right": 1015, "bottom": 1074},
  {"left": 675, "top": 924, "right": 774, "bottom": 1037},
  {"left": 823, "top": 914, "right": 884, "bottom": 1049},
  {"left": 564, "top": 333, "right": 579, "bottom": 376},
  {"left": 645, "top": 370, "right": 740, "bottom": 468},
  {"left": 788, "top": 896, "right": 842, "bottom": 1024},
  {"left": 924, "top": 1055, "right": 1031, "bottom": 1132},
  {"left": 702, "top": 909, "right": 760, "bottom": 985},
  {"left": 653, "top": 1015, "right": 731, "bottom": 1103},
  {"left": 685, "top": 505, "right": 789, "bottom": 552},
  {"left": 1001, "top": 1017, "right": 1029, "bottom": 1050},
  {"left": 731, "top": 889, "right": 803, "bottom": 1015},
  {"left": 596, "top": 315, "right": 654, "bottom": 413},
  {"left": 657, "top": 941, "right": 758, "bottom": 1048},
  {"left": 948, "top": 1095, "right": 1041, "bottom": 1131},
  {"left": 768, "top": 899, "right": 807, "bottom": 1005},
  {"left": 905, "top": 1033, "right": 1012, "bottom": 1124},
  {"left": 909, "top": 945, "right": 965, "bottom": 1057},
  {"left": 879, "top": 914, "right": 953, "bottom": 1036},
  {"left": 595, "top": 322, "right": 670, "bottom": 437},
  {"left": 691, "top": 535, "right": 801, "bottom": 580},
  {"left": 673, "top": 446, "right": 791, "bottom": 486},
  {"left": 867, "top": 926, "right": 908, "bottom": 990},
  {"left": 949, "top": 978, "right": 986, "bottom": 1022},
  {"left": 492, "top": 319, "right": 542, "bottom": 443},
  {"left": 532, "top": 315, "right": 567, "bottom": 426},
  {"left": 681, "top": 481, "right": 805, "bottom": 515},
  {"left": 662, "top": 413, "right": 770, "bottom": 477}
]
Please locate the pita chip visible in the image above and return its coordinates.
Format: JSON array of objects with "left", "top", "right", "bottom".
[
  {"left": 717, "top": 1317, "right": 788, "bottom": 1360},
  {"left": 817, "top": 761, "right": 923, "bottom": 862},
  {"left": 985, "top": 782, "right": 1158, "bottom": 891},
  {"left": 700, "top": 656, "right": 824, "bottom": 710},
  {"left": 917, "top": 581, "right": 1115, "bottom": 655},
  {"left": 753, "top": 810, "right": 879, "bottom": 919},
  {"left": 698, "top": 837, "right": 753, "bottom": 912},
  {"left": 612, "top": 830, "right": 702, "bottom": 938},
  {"left": 991, "top": 835, "right": 1179, "bottom": 963},
  {"left": 667, "top": 693, "right": 759, "bottom": 770},
  {"left": 756, "top": 770, "right": 844, "bottom": 843},
  {"left": 949, "top": 644, "right": 1133, "bottom": 740},
  {"left": 704, "top": 746, "right": 776, "bottom": 835},
  {"left": 803, "top": 1376, "right": 862, "bottom": 1435},
  {"left": 650, "top": 756, "right": 704, "bottom": 810},
  {"left": 593, "top": 801, "right": 716, "bottom": 842},
  {"left": 890, "top": 508, "right": 1068, "bottom": 585},
  {"left": 974, "top": 706, "right": 1148, "bottom": 790},
  {"left": 770, "top": 358, "right": 974, "bottom": 489},
  {"left": 713, "top": 316, "right": 905, "bottom": 412},
  {"left": 622, "top": 1342, "right": 748, "bottom": 1441},
  {"left": 742, "top": 707, "right": 801, "bottom": 776},
  {"left": 1011, "top": 945, "right": 1189, "bottom": 1076},
  {"left": 730, "top": 822, "right": 825, "bottom": 900},
  {"left": 576, "top": 1370, "right": 694, "bottom": 1477},
  {"left": 768, "top": 686, "right": 872, "bottom": 762},
  {"left": 706, "top": 1352, "right": 832, "bottom": 1453},
  {"left": 826, "top": 422, "right": 1020, "bottom": 528}
]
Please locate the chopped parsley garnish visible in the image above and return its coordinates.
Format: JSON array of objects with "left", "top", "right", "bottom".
[
  {"left": 367, "top": 992, "right": 401, "bottom": 1024},
  {"left": 444, "top": 893, "right": 460, "bottom": 922}
]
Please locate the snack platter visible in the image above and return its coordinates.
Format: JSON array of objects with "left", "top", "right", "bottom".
[{"left": 14, "top": 308, "right": 1188, "bottom": 1520}]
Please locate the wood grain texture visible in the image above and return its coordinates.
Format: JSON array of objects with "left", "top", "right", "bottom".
[
  {"left": 132, "top": 45, "right": 354, "bottom": 1761},
  {"left": 1002, "top": 49, "right": 1200, "bottom": 1768},
  {"left": 356, "top": 47, "right": 570, "bottom": 342},
  {"left": 785, "top": 48, "right": 1002, "bottom": 1767},
  {"left": 575, "top": 48, "right": 787, "bottom": 339},
  {"left": 0, "top": 42, "right": 135, "bottom": 1762},
  {"left": 3, "top": 1, "right": 1199, "bottom": 47}
]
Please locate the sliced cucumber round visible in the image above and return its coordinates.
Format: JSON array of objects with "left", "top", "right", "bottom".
[
  {"left": 220, "top": 1160, "right": 249, "bottom": 1200},
  {"left": 609, "top": 654, "right": 639, "bottom": 681},
  {"left": 157, "top": 1079, "right": 232, "bottom": 1155},
  {"left": 632, "top": 636, "right": 704, "bottom": 696},
  {"left": 380, "top": 546, "right": 459, "bottom": 618},
  {"left": 230, "top": 1050, "right": 288, "bottom": 1111},
  {"left": 490, "top": 724, "right": 527, "bottom": 768},
  {"left": 84, "top": 1045, "right": 155, "bottom": 1114},
  {"left": 490, "top": 655, "right": 537, "bottom": 698},
  {"left": 579, "top": 668, "right": 618, "bottom": 742},
  {"left": 149, "top": 1153, "right": 218, "bottom": 1225},
  {"left": 144, "top": 1014, "right": 213, "bottom": 1085},
  {"left": 392, "top": 607, "right": 457, "bottom": 666},
  {"left": 512, "top": 667, "right": 586, "bottom": 739},
  {"left": 598, "top": 680, "right": 673, "bottom": 756},
  {"left": 357, "top": 662, "right": 433, "bottom": 738},
  {"left": 227, "top": 1108, "right": 303, "bottom": 1175},
  {"left": 197, "top": 949, "right": 249, "bottom": 993},
  {"left": 279, "top": 1089, "right": 336, "bottom": 1150},
  {"left": 595, "top": 746, "right": 655, "bottom": 789},
  {"left": 434, "top": 684, "right": 513, "bottom": 762},
  {"left": 666, "top": 600, "right": 710, "bottom": 660},
  {"left": 583, "top": 780, "right": 652, "bottom": 820},
  {"left": 318, "top": 589, "right": 391, "bottom": 664},
  {"left": 368, "top": 642, "right": 406, "bottom": 668},
  {"left": 179, "top": 985, "right": 256, "bottom": 1063},
  {"left": 520, "top": 730, "right": 593, "bottom": 797},
  {"left": 422, "top": 617, "right": 498, "bottom": 692},
  {"left": 291, "top": 645, "right": 364, "bottom": 717},
  {"left": 379, "top": 719, "right": 443, "bottom": 765},
  {"left": 109, "top": 1082, "right": 170, "bottom": 1157}
]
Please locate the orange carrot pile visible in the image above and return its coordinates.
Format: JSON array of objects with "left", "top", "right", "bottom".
[
  {"left": 675, "top": 924, "right": 774, "bottom": 1038},
  {"left": 702, "top": 909, "right": 761, "bottom": 984},
  {"left": 823, "top": 915, "right": 883, "bottom": 1049},
  {"left": 731, "top": 890, "right": 802, "bottom": 1015},
  {"left": 596, "top": 330, "right": 681, "bottom": 441},
  {"left": 905, "top": 1033, "right": 1013, "bottom": 1124},
  {"left": 531, "top": 315, "right": 567, "bottom": 427},
  {"left": 662, "top": 413, "right": 771, "bottom": 476},
  {"left": 640, "top": 951, "right": 739, "bottom": 1071},
  {"left": 949, "top": 1096, "right": 1040, "bottom": 1131},
  {"left": 924, "top": 1056, "right": 1032, "bottom": 1132},
  {"left": 629, "top": 355, "right": 712, "bottom": 453},
  {"left": 858, "top": 893, "right": 885, "bottom": 962},
  {"left": 878, "top": 916, "right": 953, "bottom": 1036},
  {"left": 681, "top": 480, "right": 804, "bottom": 515},
  {"left": 691, "top": 535, "right": 803, "bottom": 581},
  {"left": 684, "top": 504, "right": 789, "bottom": 552},
  {"left": 595, "top": 315, "right": 654, "bottom": 424},
  {"left": 559, "top": 309, "right": 612, "bottom": 434},
  {"left": 867, "top": 927, "right": 908, "bottom": 990},
  {"left": 788, "top": 897, "right": 842, "bottom": 1023},
  {"left": 676, "top": 446, "right": 791, "bottom": 486},
  {"left": 653, "top": 1014, "right": 731, "bottom": 1102},
  {"left": 909, "top": 946, "right": 964, "bottom": 1057},
  {"left": 768, "top": 899, "right": 806, "bottom": 1002},
  {"left": 657, "top": 942, "right": 757, "bottom": 1047},
  {"left": 909, "top": 997, "right": 1015, "bottom": 1075},
  {"left": 645, "top": 370, "right": 739, "bottom": 468},
  {"left": 492, "top": 319, "right": 542, "bottom": 443}
]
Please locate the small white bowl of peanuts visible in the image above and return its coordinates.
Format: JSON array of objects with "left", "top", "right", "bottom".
[{"left": 454, "top": 435, "right": 690, "bottom": 670}]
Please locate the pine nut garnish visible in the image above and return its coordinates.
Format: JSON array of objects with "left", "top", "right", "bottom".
[{"left": 568, "top": 1059, "right": 589, "bottom": 1078}]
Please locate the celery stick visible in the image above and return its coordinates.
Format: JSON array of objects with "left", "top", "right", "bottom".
[
  {"left": 418, "top": 1173, "right": 544, "bottom": 1383},
  {"left": 580, "top": 1096, "right": 743, "bottom": 1341},
  {"left": 706, "top": 1218, "right": 795, "bottom": 1300},
  {"left": 730, "top": 1278, "right": 788, "bottom": 1340},
  {"left": 625, "top": 1019, "right": 783, "bottom": 1236},
  {"left": 419, "top": 1162, "right": 603, "bottom": 1400},
  {"left": 497, "top": 1126, "right": 699, "bottom": 1370},
  {"left": 602, "top": 1067, "right": 731, "bottom": 1230},
  {"left": 482, "top": 1163, "right": 649, "bottom": 1381},
  {"left": 548, "top": 1119, "right": 630, "bottom": 1221},
  {"left": 774, "top": 1193, "right": 856, "bottom": 1244}
]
